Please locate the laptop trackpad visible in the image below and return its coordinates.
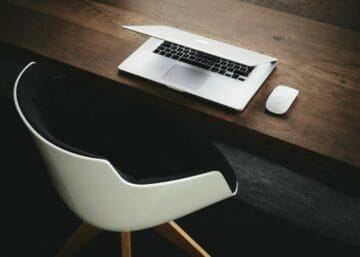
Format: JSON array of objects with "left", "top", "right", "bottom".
[{"left": 162, "top": 64, "right": 208, "bottom": 91}]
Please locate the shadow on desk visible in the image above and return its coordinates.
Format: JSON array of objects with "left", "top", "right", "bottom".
[{"left": 1, "top": 55, "right": 359, "bottom": 257}]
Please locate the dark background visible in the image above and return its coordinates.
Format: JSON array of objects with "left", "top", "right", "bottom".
[
  {"left": 1, "top": 41, "right": 360, "bottom": 257},
  {"left": 1, "top": 0, "right": 360, "bottom": 254}
]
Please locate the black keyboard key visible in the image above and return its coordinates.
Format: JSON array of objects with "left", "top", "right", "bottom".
[
  {"left": 213, "top": 57, "right": 221, "bottom": 63},
  {"left": 197, "top": 52, "right": 207, "bottom": 57},
  {"left": 239, "top": 71, "right": 247, "bottom": 76},
  {"left": 153, "top": 41, "right": 252, "bottom": 81},
  {"left": 179, "top": 57, "right": 211, "bottom": 70}
]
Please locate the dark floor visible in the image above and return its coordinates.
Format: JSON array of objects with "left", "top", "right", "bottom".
[
  {"left": 2, "top": 60, "right": 360, "bottom": 256},
  {"left": 2, "top": 113, "right": 360, "bottom": 257},
  {"left": 2, "top": 103, "right": 360, "bottom": 257}
]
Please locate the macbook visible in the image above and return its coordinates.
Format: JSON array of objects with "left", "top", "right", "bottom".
[{"left": 118, "top": 25, "right": 277, "bottom": 111}]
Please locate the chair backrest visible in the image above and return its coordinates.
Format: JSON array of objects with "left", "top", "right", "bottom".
[{"left": 14, "top": 62, "right": 236, "bottom": 231}]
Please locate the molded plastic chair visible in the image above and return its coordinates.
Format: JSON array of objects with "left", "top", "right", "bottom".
[{"left": 14, "top": 61, "right": 237, "bottom": 257}]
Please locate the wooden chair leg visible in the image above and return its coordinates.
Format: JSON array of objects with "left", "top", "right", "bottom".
[
  {"left": 55, "top": 222, "right": 102, "bottom": 257},
  {"left": 153, "top": 221, "right": 211, "bottom": 257},
  {"left": 121, "top": 232, "right": 132, "bottom": 257}
]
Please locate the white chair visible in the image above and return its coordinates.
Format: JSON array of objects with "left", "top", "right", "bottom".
[{"left": 14, "top": 61, "right": 237, "bottom": 257}]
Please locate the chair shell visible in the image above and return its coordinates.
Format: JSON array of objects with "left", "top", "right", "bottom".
[{"left": 14, "top": 61, "right": 237, "bottom": 232}]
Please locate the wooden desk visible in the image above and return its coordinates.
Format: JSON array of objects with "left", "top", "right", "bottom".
[{"left": 0, "top": 0, "right": 359, "bottom": 172}]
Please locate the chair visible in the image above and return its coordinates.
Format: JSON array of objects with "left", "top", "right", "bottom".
[{"left": 13, "top": 61, "right": 237, "bottom": 257}]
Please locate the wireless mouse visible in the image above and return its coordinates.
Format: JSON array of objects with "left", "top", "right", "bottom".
[{"left": 265, "top": 85, "right": 299, "bottom": 115}]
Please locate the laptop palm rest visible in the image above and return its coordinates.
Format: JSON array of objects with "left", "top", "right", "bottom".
[{"left": 162, "top": 64, "right": 208, "bottom": 91}]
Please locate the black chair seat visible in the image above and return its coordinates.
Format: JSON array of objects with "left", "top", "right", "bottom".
[{"left": 17, "top": 63, "right": 237, "bottom": 191}]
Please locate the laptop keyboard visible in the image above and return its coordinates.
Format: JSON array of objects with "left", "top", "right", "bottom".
[{"left": 153, "top": 41, "right": 254, "bottom": 81}]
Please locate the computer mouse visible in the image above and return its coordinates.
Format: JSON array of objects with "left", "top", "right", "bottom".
[{"left": 265, "top": 85, "right": 299, "bottom": 115}]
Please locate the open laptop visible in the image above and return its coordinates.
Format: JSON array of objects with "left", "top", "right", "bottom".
[{"left": 118, "top": 25, "right": 277, "bottom": 111}]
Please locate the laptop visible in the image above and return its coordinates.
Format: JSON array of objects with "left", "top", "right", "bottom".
[{"left": 118, "top": 25, "right": 277, "bottom": 111}]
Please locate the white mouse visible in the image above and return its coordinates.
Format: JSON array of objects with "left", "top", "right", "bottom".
[{"left": 265, "top": 85, "right": 299, "bottom": 115}]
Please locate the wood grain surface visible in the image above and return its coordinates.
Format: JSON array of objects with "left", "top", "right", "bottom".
[
  {"left": 121, "top": 232, "right": 132, "bottom": 257},
  {"left": 153, "top": 221, "right": 210, "bottom": 257},
  {"left": 241, "top": 0, "right": 360, "bottom": 31},
  {"left": 55, "top": 222, "right": 101, "bottom": 257},
  {"left": 0, "top": 0, "right": 359, "bottom": 172}
]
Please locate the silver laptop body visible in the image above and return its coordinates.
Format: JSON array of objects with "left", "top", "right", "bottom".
[{"left": 118, "top": 25, "right": 277, "bottom": 111}]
